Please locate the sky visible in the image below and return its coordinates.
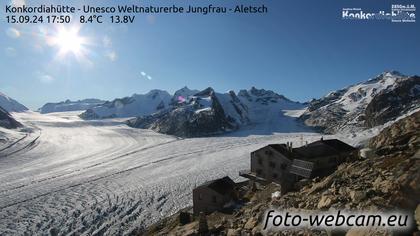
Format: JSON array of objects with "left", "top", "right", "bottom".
[{"left": 1, "top": 0, "right": 419, "bottom": 109}]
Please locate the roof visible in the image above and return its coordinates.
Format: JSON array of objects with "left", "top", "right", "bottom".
[
  {"left": 267, "top": 144, "right": 295, "bottom": 159},
  {"left": 318, "top": 139, "right": 357, "bottom": 152},
  {"left": 198, "top": 176, "right": 235, "bottom": 195},
  {"left": 294, "top": 139, "right": 356, "bottom": 159},
  {"left": 254, "top": 139, "right": 355, "bottom": 161},
  {"left": 294, "top": 143, "right": 339, "bottom": 160}
]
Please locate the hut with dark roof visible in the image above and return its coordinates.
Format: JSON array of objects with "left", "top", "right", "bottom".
[
  {"left": 240, "top": 139, "right": 358, "bottom": 192},
  {"left": 192, "top": 176, "right": 236, "bottom": 215},
  {"left": 245, "top": 143, "right": 297, "bottom": 192},
  {"left": 290, "top": 139, "right": 357, "bottom": 178}
]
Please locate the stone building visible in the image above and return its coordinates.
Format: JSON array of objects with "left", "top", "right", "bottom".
[
  {"left": 192, "top": 176, "right": 236, "bottom": 215},
  {"left": 240, "top": 139, "right": 358, "bottom": 192}
]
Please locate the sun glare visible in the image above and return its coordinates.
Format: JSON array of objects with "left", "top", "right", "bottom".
[{"left": 48, "top": 26, "right": 89, "bottom": 61}]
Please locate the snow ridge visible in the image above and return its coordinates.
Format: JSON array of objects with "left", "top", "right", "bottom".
[
  {"left": 39, "top": 99, "right": 105, "bottom": 114},
  {"left": 127, "top": 87, "right": 305, "bottom": 137},
  {"left": 0, "top": 92, "right": 28, "bottom": 113},
  {"left": 300, "top": 71, "right": 420, "bottom": 133}
]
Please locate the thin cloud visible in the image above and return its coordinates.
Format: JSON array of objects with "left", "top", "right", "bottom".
[
  {"left": 39, "top": 74, "right": 54, "bottom": 83},
  {"left": 6, "top": 28, "right": 20, "bottom": 38},
  {"left": 147, "top": 75, "right": 152, "bottom": 80},
  {"left": 105, "top": 51, "right": 117, "bottom": 61},
  {"left": 102, "top": 36, "right": 112, "bottom": 48},
  {"left": 5, "top": 47, "right": 16, "bottom": 57},
  {"left": 35, "top": 71, "right": 54, "bottom": 83},
  {"left": 11, "top": 0, "right": 25, "bottom": 7}
]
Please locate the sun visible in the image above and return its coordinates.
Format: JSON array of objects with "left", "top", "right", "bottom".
[
  {"left": 55, "top": 27, "right": 83, "bottom": 55},
  {"left": 48, "top": 25, "right": 89, "bottom": 61}
]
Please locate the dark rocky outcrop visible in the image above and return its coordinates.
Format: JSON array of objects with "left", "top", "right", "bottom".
[
  {"left": 127, "top": 88, "right": 236, "bottom": 137},
  {"left": 0, "top": 92, "right": 28, "bottom": 113},
  {"left": 365, "top": 76, "right": 420, "bottom": 128},
  {"left": 0, "top": 106, "right": 21, "bottom": 129},
  {"left": 238, "top": 87, "right": 293, "bottom": 105},
  {"left": 369, "top": 110, "right": 419, "bottom": 156}
]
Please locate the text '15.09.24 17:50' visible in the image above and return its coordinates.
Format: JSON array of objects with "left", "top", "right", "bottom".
[{"left": 5, "top": 15, "right": 136, "bottom": 24}]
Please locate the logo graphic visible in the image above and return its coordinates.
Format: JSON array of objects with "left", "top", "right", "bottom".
[{"left": 342, "top": 5, "right": 416, "bottom": 22}]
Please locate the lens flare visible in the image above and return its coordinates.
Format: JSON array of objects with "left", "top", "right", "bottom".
[{"left": 47, "top": 25, "right": 90, "bottom": 62}]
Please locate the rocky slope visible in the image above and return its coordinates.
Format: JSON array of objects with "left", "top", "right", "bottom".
[
  {"left": 0, "top": 106, "right": 21, "bottom": 129},
  {"left": 80, "top": 90, "right": 172, "bottom": 119},
  {"left": 127, "top": 87, "right": 303, "bottom": 137},
  {"left": 39, "top": 99, "right": 105, "bottom": 114},
  {"left": 127, "top": 87, "right": 243, "bottom": 137},
  {"left": 369, "top": 109, "right": 419, "bottom": 156},
  {"left": 171, "top": 86, "right": 200, "bottom": 105},
  {"left": 299, "top": 71, "right": 419, "bottom": 133},
  {"left": 145, "top": 110, "right": 420, "bottom": 235},
  {"left": 0, "top": 92, "right": 28, "bottom": 113},
  {"left": 365, "top": 76, "right": 420, "bottom": 128}
]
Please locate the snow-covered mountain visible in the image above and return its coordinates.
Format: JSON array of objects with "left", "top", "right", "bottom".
[
  {"left": 80, "top": 90, "right": 172, "bottom": 119},
  {"left": 128, "top": 87, "right": 238, "bottom": 137},
  {"left": 127, "top": 87, "right": 305, "bottom": 137},
  {"left": 78, "top": 71, "right": 419, "bottom": 136},
  {"left": 39, "top": 99, "right": 105, "bottom": 114},
  {"left": 237, "top": 87, "right": 303, "bottom": 123},
  {"left": 0, "top": 106, "right": 21, "bottom": 129},
  {"left": 170, "top": 86, "right": 199, "bottom": 105},
  {"left": 0, "top": 92, "right": 28, "bottom": 112},
  {"left": 299, "top": 71, "right": 420, "bottom": 133}
]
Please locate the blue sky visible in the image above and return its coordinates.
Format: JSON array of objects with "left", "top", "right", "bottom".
[{"left": 1, "top": 0, "right": 419, "bottom": 109}]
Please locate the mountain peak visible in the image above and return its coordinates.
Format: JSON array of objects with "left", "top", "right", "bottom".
[
  {"left": 146, "top": 89, "right": 168, "bottom": 95},
  {"left": 174, "top": 86, "right": 195, "bottom": 94},
  {"left": 374, "top": 70, "right": 406, "bottom": 80},
  {"left": 382, "top": 70, "right": 404, "bottom": 77},
  {"left": 0, "top": 91, "right": 28, "bottom": 112},
  {"left": 248, "top": 87, "right": 283, "bottom": 98},
  {"left": 365, "top": 70, "right": 406, "bottom": 84},
  {"left": 194, "top": 87, "right": 215, "bottom": 97},
  {"left": 301, "top": 70, "right": 419, "bottom": 134}
]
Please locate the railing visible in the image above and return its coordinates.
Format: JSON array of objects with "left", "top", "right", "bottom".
[
  {"left": 239, "top": 169, "right": 251, "bottom": 176},
  {"left": 290, "top": 159, "right": 314, "bottom": 178}
]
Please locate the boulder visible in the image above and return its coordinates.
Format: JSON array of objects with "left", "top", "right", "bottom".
[
  {"left": 317, "top": 195, "right": 334, "bottom": 209},
  {"left": 244, "top": 217, "right": 258, "bottom": 230},
  {"left": 349, "top": 191, "right": 366, "bottom": 203}
]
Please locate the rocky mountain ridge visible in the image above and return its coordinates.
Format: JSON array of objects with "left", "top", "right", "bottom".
[
  {"left": 0, "top": 106, "right": 21, "bottom": 129},
  {"left": 38, "top": 70, "right": 420, "bottom": 137},
  {"left": 0, "top": 92, "right": 28, "bottom": 113},
  {"left": 39, "top": 99, "right": 106, "bottom": 114},
  {"left": 127, "top": 86, "right": 304, "bottom": 137},
  {"left": 299, "top": 71, "right": 420, "bottom": 134},
  {"left": 80, "top": 90, "right": 172, "bottom": 119}
]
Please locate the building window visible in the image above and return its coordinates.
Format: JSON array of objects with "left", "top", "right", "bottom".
[
  {"left": 212, "top": 196, "right": 217, "bottom": 203},
  {"left": 269, "top": 161, "right": 276, "bottom": 168},
  {"left": 199, "top": 193, "right": 203, "bottom": 200},
  {"left": 258, "top": 158, "right": 263, "bottom": 165},
  {"left": 265, "top": 150, "right": 273, "bottom": 156}
]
